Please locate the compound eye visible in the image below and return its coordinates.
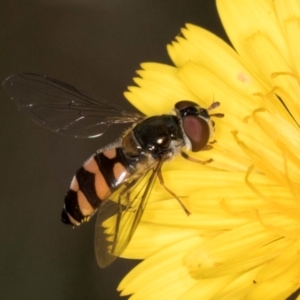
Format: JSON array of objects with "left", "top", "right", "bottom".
[{"left": 183, "top": 116, "right": 210, "bottom": 152}]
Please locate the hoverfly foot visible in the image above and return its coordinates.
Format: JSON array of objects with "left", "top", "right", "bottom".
[
  {"left": 181, "top": 151, "right": 213, "bottom": 165},
  {"left": 157, "top": 169, "right": 190, "bottom": 215},
  {"left": 202, "top": 145, "right": 213, "bottom": 151}
]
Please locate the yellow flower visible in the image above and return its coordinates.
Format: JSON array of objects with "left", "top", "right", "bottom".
[{"left": 115, "top": 0, "right": 300, "bottom": 299}]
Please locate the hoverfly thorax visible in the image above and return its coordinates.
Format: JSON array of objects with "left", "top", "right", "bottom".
[{"left": 130, "top": 115, "right": 184, "bottom": 159}]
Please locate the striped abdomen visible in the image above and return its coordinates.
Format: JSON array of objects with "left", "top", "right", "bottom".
[{"left": 61, "top": 147, "right": 131, "bottom": 226}]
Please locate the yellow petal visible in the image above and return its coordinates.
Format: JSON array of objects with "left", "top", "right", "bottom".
[
  {"left": 243, "top": 32, "right": 300, "bottom": 124},
  {"left": 118, "top": 236, "right": 200, "bottom": 298},
  {"left": 275, "top": 0, "right": 300, "bottom": 75},
  {"left": 248, "top": 240, "right": 300, "bottom": 299},
  {"left": 213, "top": 266, "right": 263, "bottom": 299},
  {"left": 124, "top": 63, "right": 198, "bottom": 115},
  {"left": 168, "top": 24, "right": 270, "bottom": 96},
  {"left": 216, "top": 0, "right": 290, "bottom": 75},
  {"left": 178, "top": 275, "right": 238, "bottom": 300},
  {"left": 122, "top": 225, "right": 199, "bottom": 259}
]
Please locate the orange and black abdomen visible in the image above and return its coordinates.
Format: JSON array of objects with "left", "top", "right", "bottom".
[{"left": 61, "top": 147, "right": 132, "bottom": 226}]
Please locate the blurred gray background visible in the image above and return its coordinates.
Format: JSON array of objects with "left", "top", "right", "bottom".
[{"left": 0, "top": 1, "right": 228, "bottom": 299}]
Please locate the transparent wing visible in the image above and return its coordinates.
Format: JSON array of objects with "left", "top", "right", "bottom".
[
  {"left": 94, "top": 158, "right": 163, "bottom": 268},
  {"left": 2, "top": 73, "right": 144, "bottom": 138}
]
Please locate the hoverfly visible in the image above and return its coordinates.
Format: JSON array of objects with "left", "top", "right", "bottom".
[{"left": 2, "top": 73, "right": 224, "bottom": 267}]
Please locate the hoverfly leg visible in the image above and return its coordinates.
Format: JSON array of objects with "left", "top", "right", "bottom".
[
  {"left": 181, "top": 151, "right": 213, "bottom": 164},
  {"left": 202, "top": 145, "right": 213, "bottom": 151},
  {"left": 157, "top": 169, "right": 190, "bottom": 216},
  {"left": 124, "top": 191, "right": 131, "bottom": 210}
]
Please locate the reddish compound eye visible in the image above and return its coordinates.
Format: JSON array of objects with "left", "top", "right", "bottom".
[
  {"left": 182, "top": 115, "right": 210, "bottom": 152},
  {"left": 175, "top": 100, "right": 211, "bottom": 152}
]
